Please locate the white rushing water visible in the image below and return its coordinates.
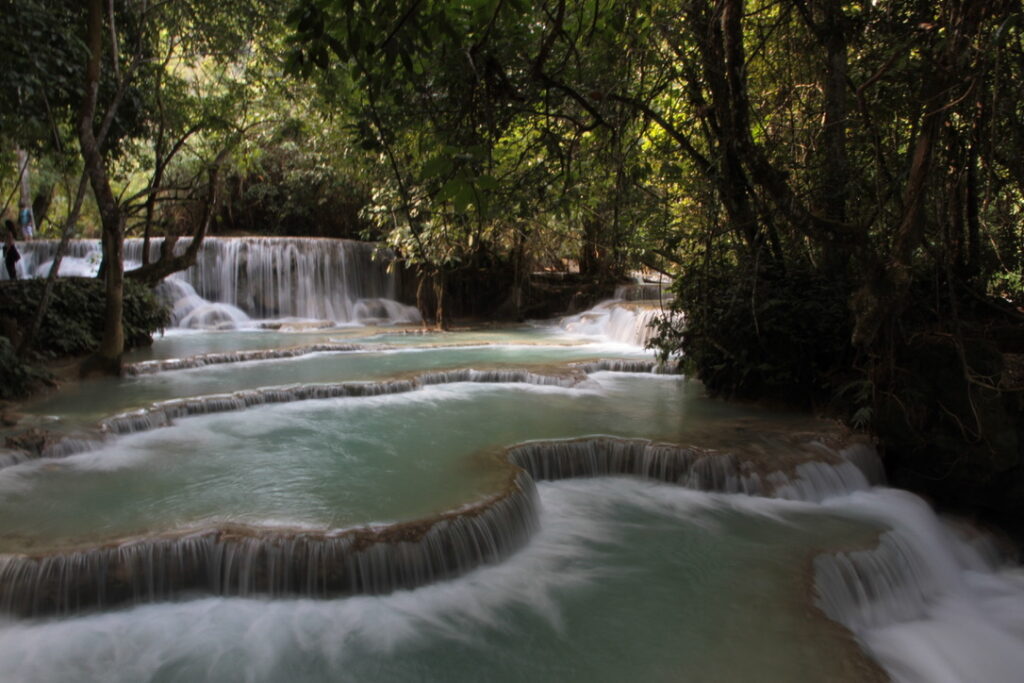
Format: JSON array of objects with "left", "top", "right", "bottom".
[
  {"left": 556, "top": 276, "right": 680, "bottom": 348},
  {"left": 5, "top": 467, "right": 1021, "bottom": 682},
  {"left": 558, "top": 302, "right": 676, "bottom": 347},
  {"left": 0, "top": 479, "right": 884, "bottom": 682},
  {"left": 815, "top": 489, "right": 1024, "bottom": 683},
  {"left": 12, "top": 237, "right": 422, "bottom": 329}
]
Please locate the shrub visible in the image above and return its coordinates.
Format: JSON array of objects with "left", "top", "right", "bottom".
[
  {"left": 0, "top": 277, "right": 169, "bottom": 360},
  {"left": 653, "top": 262, "right": 853, "bottom": 408}
]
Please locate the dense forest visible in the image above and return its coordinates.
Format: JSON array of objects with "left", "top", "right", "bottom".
[{"left": 2, "top": 0, "right": 1023, "bottom": 525}]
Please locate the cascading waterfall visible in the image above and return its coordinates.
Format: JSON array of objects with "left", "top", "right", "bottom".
[
  {"left": 11, "top": 237, "right": 422, "bottom": 328},
  {"left": 571, "top": 359, "right": 679, "bottom": 374},
  {"left": 0, "top": 471, "right": 538, "bottom": 617},
  {"left": 4, "top": 242, "right": 1022, "bottom": 680},
  {"left": 134, "top": 237, "right": 415, "bottom": 324},
  {"left": 6, "top": 239, "right": 103, "bottom": 279},
  {"left": 815, "top": 531, "right": 938, "bottom": 631},
  {"left": 124, "top": 343, "right": 372, "bottom": 375},
  {"left": 0, "top": 433, "right": 882, "bottom": 617},
  {"left": 811, "top": 490, "right": 1024, "bottom": 682},
  {"left": 507, "top": 436, "right": 882, "bottom": 500},
  {"left": 95, "top": 369, "right": 582, "bottom": 437},
  {"left": 559, "top": 302, "right": 673, "bottom": 347},
  {"left": 558, "top": 278, "right": 680, "bottom": 347},
  {"left": 613, "top": 281, "right": 672, "bottom": 302}
]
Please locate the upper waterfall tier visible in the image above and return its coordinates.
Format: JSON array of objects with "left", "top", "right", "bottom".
[{"left": 14, "top": 237, "right": 422, "bottom": 328}]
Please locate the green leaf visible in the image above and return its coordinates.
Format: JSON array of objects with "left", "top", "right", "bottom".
[
  {"left": 476, "top": 173, "right": 499, "bottom": 191},
  {"left": 453, "top": 183, "right": 475, "bottom": 213},
  {"left": 436, "top": 178, "right": 463, "bottom": 203},
  {"left": 422, "top": 155, "right": 453, "bottom": 179}
]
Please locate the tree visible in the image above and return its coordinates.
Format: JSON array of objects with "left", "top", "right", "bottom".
[{"left": 69, "top": 0, "right": 282, "bottom": 372}]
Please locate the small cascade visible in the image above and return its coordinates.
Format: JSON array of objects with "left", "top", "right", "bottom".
[
  {"left": 766, "top": 441, "right": 885, "bottom": 503},
  {"left": 507, "top": 436, "right": 883, "bottom": 502},
  {"left": 3, "top": 368, "right": 592, "bottom": 468},
  {"left": 99, "top": 380, "right": 422, "bottom": 436},
  {"left": 417, "top": 368, "right": 577, "bottom": 388},
  {"left": 0, "top": 449, "right": 33, "bottom": 469},
  {"left": 814, "top": 531, "right": 937, "bottom": 632},
  {"left": 812, "top": 489, "right": 1024, "bottom": 682},
  {"left": 0, "top": 427, "right": 884, "bottom": 617},
  {"left": 558, "top": 301, "right": 678, "bottom": 347},
  {"left": 125, "top": 343, "right": 370, "bottom": 376},
  {"left": 770, "top": 460, "right": 874, "bottom": 502},
  {"left": 14, "top": 365, "right": 861, "bottom": 467},
  {"left": 136, "top": 237, "right": 420, "bottom": 325},
  {"left": 508, "top": 438, "right": 761, "bottom": 494},
  {"left": 4, "top": 240, "right": 101, "bottom": 280},
  {"left": 0, "top": 471, "right": 538, "bottom": 617},
  {"left": 13, "top": 237, "right": 422, "bottom": 328},
  {"left": 572, "top": 359, "right": 680, "bottom": 375},
  {"left": 155, "top": 279, "right": 251, "bottom": 329},
  {"left": 99, "top": 370, "right": 582, "bottom": 438}
]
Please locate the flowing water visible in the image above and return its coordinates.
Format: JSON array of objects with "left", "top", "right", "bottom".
[{"left": 1, "top": 239, "right": 1023, "bottom": 682}]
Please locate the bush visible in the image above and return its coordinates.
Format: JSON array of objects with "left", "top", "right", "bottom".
[
  {"left": 0, "top": 336, "right": 49, "bottom": 400},
  {"left": 0, "top": 277, "right": 169, "bottom": 359},
  {"left": 653, "top": 262, "right": 853, "bottom": 408}
]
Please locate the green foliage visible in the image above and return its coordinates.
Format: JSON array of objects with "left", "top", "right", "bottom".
[
  {"left": 0, "top": 0, "right": 88, "bottom": 152},
  {"left": 989, "top": 270, "right": 1024, "bottom": 305},
  {"left": 655, "top": 262, "right": 854, "bottom": 409},
  {"left": 0, "top": 279, "right": 169, "bottom": 358},
  {"left": 0, "top": 337, "right": 48, "bottom": 400},
  {"left": 220, "top": 118, "right": 372, "bottom": 238}
]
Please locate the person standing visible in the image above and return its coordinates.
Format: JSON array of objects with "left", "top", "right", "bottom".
[
  {"left": 18, "top": 202, "right": 34, "bottom": 240},
  {"left": 4, "top": 220, "right": 21, "bottom": 280}
]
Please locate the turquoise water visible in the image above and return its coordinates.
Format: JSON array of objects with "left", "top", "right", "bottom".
[
  {"left": 123, "top": 325, "right": 567, "bottom": 362},
  {"left": 1, "top": 373, "right": 763, "bottom": 551},
  {"left": 0, "top": 480, "right": 881, "bottom": 682},
  {"left": 3, "top": 325, "right": 1021, "bottom": 682},
  {"left": 27, "top": 337, "right": 643, "bottom": 427}
]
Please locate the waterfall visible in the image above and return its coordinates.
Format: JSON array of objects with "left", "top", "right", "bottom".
[
  {"left": 7, "top": 239, "right": 101, "bottom": 280},
  {"left": 0, "top": 432, "right": 883, "bottom": 617},
  {"left": 5, "top": 362, "right": 687, "bottom": 467},
  {"left": 97, "top": 371, "right": 582, "bottom": 438},
  {"left": 507, "top": 436, "right": 881, "bottom": 501},
  {"left": 812, "top": 489, "right": 1024, "bottom": 682},
  {"left": 558, "top": 302, "right": 671, "bottom": 347},
  {"left": 124, "top": 343, "right": 372, "bottom": 375},
  {"left": 571, "top": 359, "right": 680, "bottom": 374},
  {"left": 0, "top": 471, "right": 538, "bottom": 617},
  {"left": 11, "top": 237, "right": 422, "bottom": 328}
]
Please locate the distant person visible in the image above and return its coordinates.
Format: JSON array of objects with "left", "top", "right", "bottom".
[
  {"left": 4, "top": 220, "right": 21, "bottom": 280},
  {"left": 18, "top": 201, "right": 34, "bottom": 240}
]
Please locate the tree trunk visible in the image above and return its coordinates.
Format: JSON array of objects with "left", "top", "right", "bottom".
[
  {"left": 78, "top": 0, "right": 124, "bottom": 375},
  {"left": 433, "top": 269, "right": 447, "bottom": 331},
  {"left": 850, "top": 2, "right": 990, "bottom": 351},
  {"left": 817, "top": 0, "right": 851, "bottom": 278},
  {"left": 16, "top": 150, "right": 32, "bottom": 238}
]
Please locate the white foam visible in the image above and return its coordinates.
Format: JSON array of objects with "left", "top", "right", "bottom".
[
  {"left": 0, "top": 480, "right": 631, "bottom": 681},
  {"left": 556, "top": 301, "right": 678, "bottom": 347},
  {"left": 816, "top": 488, "right": 1024, "bottom": 683}
]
